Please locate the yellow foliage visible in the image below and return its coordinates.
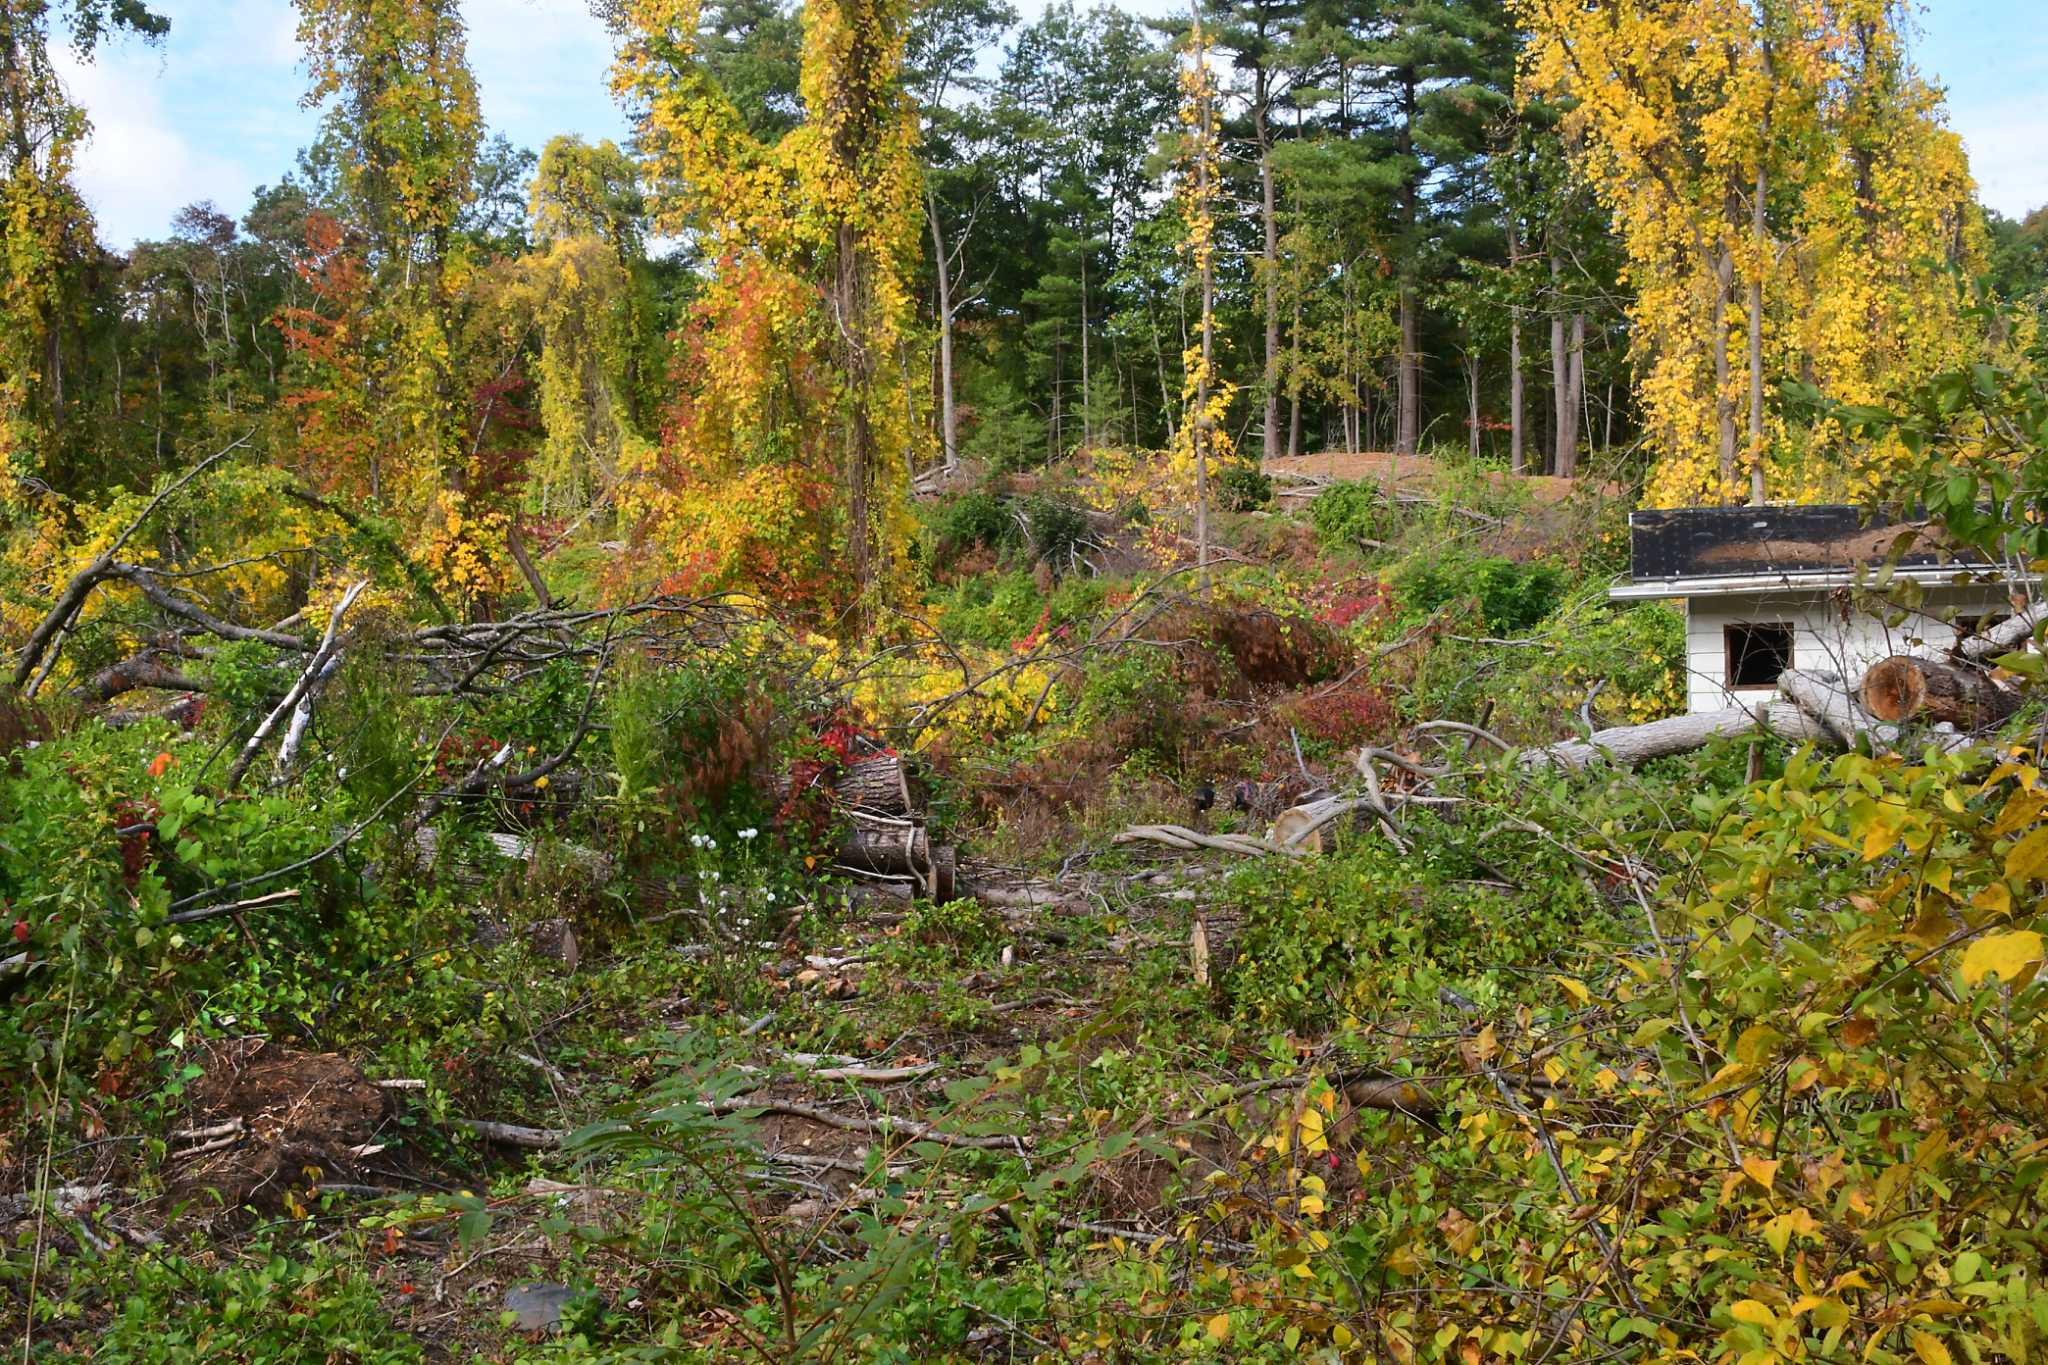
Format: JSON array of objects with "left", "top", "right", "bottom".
[{"left": 1516, "top": 0, "right": 1985, "bottom": 504}]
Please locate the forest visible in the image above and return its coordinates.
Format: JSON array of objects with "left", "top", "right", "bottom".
[{"left": 2, "top": 0, "right": 2048, "bottom": 1359}]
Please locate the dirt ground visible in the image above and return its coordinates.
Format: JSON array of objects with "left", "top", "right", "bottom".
[{"left": 1263, "top": 449, "right": 1585, "bottom": 505}]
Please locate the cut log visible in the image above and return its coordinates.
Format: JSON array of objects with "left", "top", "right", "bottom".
[
  {"left": 838, "top": 813, "right": 932, "bottom": 884},
  {"left": 927, "top": 843, "right": 957, "bottom": 901},
  {"left": 1861, "top": 655, "right": 2022, "bottom": 728},
  {"left": 836, "top": 755, "right": 914, "bottom": 815}
]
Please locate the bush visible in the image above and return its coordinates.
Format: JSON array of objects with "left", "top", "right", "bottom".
[
  {"left": 1023, "top": 495, "right": 1090, "bottom": 568},
  {"left": 1307, "top": 481, "right": 1391, "bottom": 554},
  {"left": 1395, "top": 553, "right": 1565, "bottom": 634},
  {"left": 1215, "top": 463, "right": 1273, "bottom": 511},
  {"left": 1220, "top": 836, "right": 1596, "bottom": 1030},
  {"left": 962, "top": 380, "right": 1047, "bottom": 473},
  {"left": 1076, "top": 649, "right": 1185, "bottom": 763},
  {"left": 927, "top": 490, "right": 1017, "bottom": 559}
]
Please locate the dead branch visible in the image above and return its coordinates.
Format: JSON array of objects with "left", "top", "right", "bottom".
[{"left": 227, "top": 580, "right": 367, "bottom": 786}]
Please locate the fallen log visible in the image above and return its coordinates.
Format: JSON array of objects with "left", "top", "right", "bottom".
[
  {"left": 1861, "top": 654, "right": 2022, "bottom": 728},
  {"left": 1520, "top": 705, "right": 1763, "bottom": 770},
  {"left": 1960, "top": 602, "right": 2046, "bottom": 662},
  {"left": 1112, "top": 824, "right": 1305, "bottom": 858},
  {"left": 1521, "top": 669, "right": 1910, "bottom": 770}
]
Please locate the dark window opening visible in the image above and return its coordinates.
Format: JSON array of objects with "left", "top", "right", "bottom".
[{"left": 1726, "top": 622, "right": 1793, "bottom": 688}]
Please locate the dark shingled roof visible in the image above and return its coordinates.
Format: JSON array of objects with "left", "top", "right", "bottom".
[{"left": 1629, "top": 505, "right": 1987, "bottom": 581}]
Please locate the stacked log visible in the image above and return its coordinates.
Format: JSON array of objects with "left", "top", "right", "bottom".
[{"left": 807, "top": 755, "right": 957, "bottom": 901}]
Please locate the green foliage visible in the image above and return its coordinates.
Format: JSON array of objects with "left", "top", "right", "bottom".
[
  {"left": 1023, "top": 494, "right": 1090, "bottom": 567},
  {"left": 1215, "top": 462, "right": 1273, "bottom": 511},
  {"left": 925, "top": 489, "right": 1018, "bottom": 560},
  {"left": 63, "top": 1240, "right": 422, "bottom": 1363},
  {"left": 1307, "top": 481, "right": 1391, "bottom": 555},
  {"left": 934, "top": 569, "right": 1104, "bottom": 648},
  {"left": 1395, "top": 552, "right": 1565, "bottom": 634},
  {"left": 962, "top": 378, "right": 1049, "bottom": 474},
  {"left": 1075, "top": 648, "right": 1184, "bottom": 762},
  {"left": 1220, "top": 832, "right": 1600, "bottom": 1030}
]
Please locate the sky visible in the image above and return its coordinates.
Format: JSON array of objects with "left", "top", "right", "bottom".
[{"left": 49, "top": 0, "right": 2048, "bottom": 250}]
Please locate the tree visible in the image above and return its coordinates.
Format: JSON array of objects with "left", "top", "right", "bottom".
[
  {"left": 525, "top": 135, "right": 646, "bottom": 513},
  {"left": 905, "top": 0, "right": 1014, "bottom": 472},
  {"left": 614, "top": 0, "right": 922, "bottom": 622},
  {"left": 1174, "top": 12, "right": 1230, "bottom": 594},
  {"left": 1203, "top": 0, "right": 1307, "bottom": 464},
  {"left": 0, "top": 0, "right": 167, "bottom": 498},
  {"left": 1518, "top": 0, "right": 1982, "bottom": 504},
  {"left": 288, "top": 0, "right": 507, "bottom": 611}
]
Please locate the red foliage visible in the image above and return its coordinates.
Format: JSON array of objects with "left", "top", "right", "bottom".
[{"left": 1281, "top": 682, "right": 1397, "bottom": 750}]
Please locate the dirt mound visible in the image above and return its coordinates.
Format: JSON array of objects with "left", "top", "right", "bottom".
[
  {"left": 1264, "top": 449, "right": 1583, "bottom": 504},
  {"left": 165, "top": 1039, "right": 392, "bottom": 1215}
]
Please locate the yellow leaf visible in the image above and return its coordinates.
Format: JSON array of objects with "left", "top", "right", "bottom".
[
  {"left": 1206, "top": 1313, "right": 1231, "bottom": 1341},
  {"left": 1298, "top": 1195, "right": 1326, "bottom": 1216},
  {"left": 1729, "top": 1299, "right": 1776, "bottom": 1327},
  {"left": 2004, "top": 826, "right": 2048, "bottom": 880},
  {"left": 1553, "top": 975, "right": 1592, "bottom": 1006},
  {"left": 1910, "top": 1329, "right": 1952, "bottom": 1365},
  {"left": 1299, "top": 1105, "right": 1329, "bottom": 1155},
  {"left": 1741, "top": 1155, "right": 1781, "bottom": 1190},
  {"left": 1959, "top": 930, "right": 2044, "bottom": 986},
  {"left": 1972, "top": 881, "right": 2013, "bottom": 915}
]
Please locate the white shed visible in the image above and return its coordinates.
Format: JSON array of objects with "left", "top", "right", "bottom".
[{"left": 1610, "top": 506, "right": 2028, "bottom": 716}]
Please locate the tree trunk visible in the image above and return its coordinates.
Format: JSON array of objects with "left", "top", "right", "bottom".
[
  {"left": 1396, "top": 285, "right": 1418, "bottom": 457},
  {"left": 927, "top": 191, "right": 958, "bottom": 471},
  {"left": 1550, "top": 255, "right": 1577, "bottom": 475},
  {"left": 1747, "top": 160, "right": 1768, "bottom": 505},
  {"left": 1287, "top": 274, "right": 1302, "bottom": 458},
  {"left": 1860, "top": 656, "right": 2021, "bottom": 728},
  {"left": 1194, "top": 47, "right": 1215, "bottom": 596},
  {"left": 1260, "top": 114, "right": 1280, "bottom": 464},
  {"left": 1712, "top": 248, "right": 1738, "bottom": 500},
  {"left": 1079, "top": 239, "right": 1092, "bottom": 449},
  {"left": 1561, "top": 311, "right": 1585, "bottom": 478},
  {"left": 1508, "top": 219, "right": 1525, "bottom": 477},
  {"left": 1395, "top": 72, "right": 1419, "bottom": 458},
  {"left": 1466, "top": 354, "right": 1481, "bottom": 460}
]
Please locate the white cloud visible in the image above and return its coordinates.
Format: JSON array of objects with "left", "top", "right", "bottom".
[
  {"left": 53, "top": 44, "right": 255, "bottom": 248},
  {"left": 1946, "top": 98, "right": 2048, "bottom": 220}
]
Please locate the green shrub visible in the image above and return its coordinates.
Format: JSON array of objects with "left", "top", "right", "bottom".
[
  {"left": 1307, "top": 481, "right": 1390, "bottom": 554},
  {"left": 962, "top": 380, "right": 1047, "bottom": 473},
  {"left": 75, "top": 1241, "right": 424, "bottom": 1363},
  {"left": 1395, "top": 553, "right": 1565, "bottom": 634},
  {"left": 1221, "top": 834, "right": 1597, "bottom": 1031},
  {"left": 1076, "top": 648, "right": 1184, "bottom": 762},
  {"left": 1024, "top": 495, "right": 1091, "bottom": 567},
  {"left": 927, "top": 490, "right": 1017, "bottom": 558},
  {"left": 1216, "top": 463, "right": 1273, "bottom": 511}
]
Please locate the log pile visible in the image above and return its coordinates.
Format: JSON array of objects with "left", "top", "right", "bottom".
[{"left": 814, "top": 755, "right": 958, "bottom": 901}]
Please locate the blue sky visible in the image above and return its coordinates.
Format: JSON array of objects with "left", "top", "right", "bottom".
[{"left": 52, "top": 0, "right": 2047, "bottom": 249}]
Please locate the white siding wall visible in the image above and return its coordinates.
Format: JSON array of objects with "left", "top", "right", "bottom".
[{"left": 1682, "top": 585, "right": 2014, "bottom": 713}]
